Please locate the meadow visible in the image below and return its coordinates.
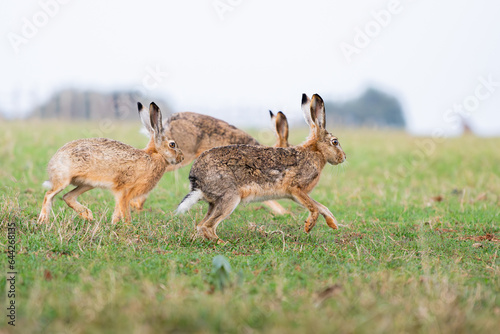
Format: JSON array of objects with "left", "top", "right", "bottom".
[{"left": 0, "top": 120, "right": 499, "bottom": 333}]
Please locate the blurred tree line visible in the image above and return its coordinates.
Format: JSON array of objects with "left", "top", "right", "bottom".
[
  {"left": 30, "top": 89, "right": 172, "bottom": 120},
  {"left": 29, "top": 88, "right": 405, "bottom": 128},
  {"left": 324, "top": 88, "right": 405, "bottom": 127}
]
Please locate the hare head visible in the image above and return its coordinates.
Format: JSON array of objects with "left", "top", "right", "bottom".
[
  {"left": 138, "top": 102, "right": 183, "bottom": 165},
  {"left": 301, "top": 93, "right": 346, "bottom": 165}
]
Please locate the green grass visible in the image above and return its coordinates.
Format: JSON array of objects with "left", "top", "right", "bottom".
[{"left": 1, "top": 120, "right": 499, "bottom": 333}]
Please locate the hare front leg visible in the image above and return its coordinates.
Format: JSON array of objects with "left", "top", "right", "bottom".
[
  {"left": 112, "top": 190, "right": 132, "bottom": 223},
  {"left": 290, "top": 189, "right": 320, "bottom": 233},
  {"left": 130, "top": 194, "right": 147, "bottom": 211},
  {"left": 311, "top": 199, "right": 338, "bottom": 229},
  {"left": 63, "top": 185, "right": 95, "bottom": 221}
]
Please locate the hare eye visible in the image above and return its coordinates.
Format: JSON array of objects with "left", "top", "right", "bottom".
[
  {"left": 168, "top": 141, "right": 176, "bottom": 149},
  {"left": 331, "top": 139, "right": 339, "bottom": 146}
]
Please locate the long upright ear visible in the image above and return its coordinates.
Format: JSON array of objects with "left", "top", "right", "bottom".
[
  {"left": 310, "top": 94, "right": 326, "bottom": 130},
  {"left": 301, "top": 93, "right": 313, "bottom": 127},
  {"left": 149, "top": 102, "right": 163, "bottom": 145},
  {"left": 276, "top": 111, "right": 289, "bottom": 146},
  {"left": 138, "top": 102, "right": 154, "bottom": 135}
]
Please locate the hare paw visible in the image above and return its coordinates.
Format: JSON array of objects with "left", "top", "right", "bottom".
[
  {"left": 37, "top": 213, "right": 49, "bottom": 224},
  {"left": 305, "top": 220, "right": 317, "bottom": 233},
  {"left": 79, "top": 209, "right": 94, "bottom": 221},
  {"left": 325, "top": 216, "right": 339, "bottom": 230},
  {"left": 197, "top": 226, "right": 219, "bottom": 241}
]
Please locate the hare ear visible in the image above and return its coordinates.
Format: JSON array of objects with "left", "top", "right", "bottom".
[
  {"left": 149, "top": 102, "right": 163, "bottom": 145},
  {"left": 276, "top": 111, "right": 289, "bottom": 144},
  {"left": 138, "top": 102, "right": 154, "bottom": 135},
  {"left": 269, "top": 110, "right": 276, "bottom": 129},
  {"left": 310, "top": 94, "right": 326, "bottom": 130},
  {"left": 301, "top": 93, "right": 313, "bottom": 127}
]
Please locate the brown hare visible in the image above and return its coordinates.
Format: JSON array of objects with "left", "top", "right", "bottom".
[
  {"left": 37, "top": 102, "right": 184, "bottom": 224},
  {"left": 131, "top": 110, "right": 290, "bottom": 215},
  {"left": 177, "top": 94, "right": 346, "bottom": 242}
]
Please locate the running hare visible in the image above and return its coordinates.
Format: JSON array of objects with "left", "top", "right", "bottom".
[
  {"left": 177, "top": 94, "right": 346, "bottom": 241},
  {"left": 38, "top": 102, "right": 183, "bottom": 224}
]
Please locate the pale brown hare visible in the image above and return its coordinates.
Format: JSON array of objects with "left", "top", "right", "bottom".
[
  {"left": 37, "top": 102, "right": 183, "bottom": 224},
  {"left": 177, "top": 94, "right": 346, "bottom": 242},
  {"left": 131, "top": 110, "right": 290, "bottom": 215}
]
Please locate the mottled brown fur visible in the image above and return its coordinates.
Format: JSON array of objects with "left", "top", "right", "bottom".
[
  {"left": 38, "top": 102, "right": 183, "bottom": 224},
  {"left": 190, "top": 145, "right": 324, "bottom": 201},
  {"left": 164, "top": 112, "right": 259, "bottom": 170},
  {"left": 131, "top": 111, "right": 288, "bottom": 215},
  {"left": 178, "top": 94, "right": 346, "bottom": 241}
]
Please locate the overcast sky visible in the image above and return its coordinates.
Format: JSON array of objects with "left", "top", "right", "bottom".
[{"left": 1, "top": 0, "right": 499, "bottom": 135}]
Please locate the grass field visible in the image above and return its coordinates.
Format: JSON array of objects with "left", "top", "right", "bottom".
[{"left": 1, "top": 120, "right": 499, "bottom": 333}]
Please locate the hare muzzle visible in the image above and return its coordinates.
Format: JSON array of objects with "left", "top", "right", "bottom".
[{"left": 175, "top": 150, "right": 184, "bottom": 164}]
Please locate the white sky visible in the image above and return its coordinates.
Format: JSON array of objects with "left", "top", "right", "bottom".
[{"left": 1, "top": 0, "right": 499, "bottom": 135}]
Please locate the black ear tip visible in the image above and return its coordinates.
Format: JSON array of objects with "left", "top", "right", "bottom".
[
  {"left": 137, "top": 102, "right": 143, "bottom": 110},
  {"left": 312, "top": 94, "right": 324, "bottom": 103},
  {"left": 301, "top": 93, "right": 308, "bottom": 104},
  {"left": 149, "top": 102, "right": 160, "bottom": 111},
  {"left": 277, "top": 111, "right": 287, "bottom": 119},
  {"left": 269, "top": 110, "right": 274, "bottom": 118}
]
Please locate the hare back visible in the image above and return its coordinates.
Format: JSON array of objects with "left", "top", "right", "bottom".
[
  {"left": 166, "top": 112, "right": 259, "bottom": 158},
  {"left": 48, "top": 138, "right": 165, "bottom": 190},
  {"left": 190, "top": 145, "right": 324, "bottom": 201}
]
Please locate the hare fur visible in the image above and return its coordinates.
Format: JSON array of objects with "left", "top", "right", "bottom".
[
  {"left": 177, "top": 93, "right": 346, "bottom": 241},
  {"left": 37, "top": 102, "right": 183, "bottom": 224},
  {"left": 131, "top": 111, "right": 289, "bottom": 215}
]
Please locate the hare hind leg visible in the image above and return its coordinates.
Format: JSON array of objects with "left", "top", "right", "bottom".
[
  {"left": 191, "top": 202, "right": 215, "bottom": 240},
  {"left": 198, "top": 195, "right": 240, "bottom": 242},
  {"left": 37, "top": 180, "right": 70, "bottom": 223},
  {"left": 63, "top": 185, "right": 95, "bottom": 221},
  {"left": 263, "top": 200, "right": 289, "bottom": 215},
  {"left": 198, "top": 202, "right": 215, "bottom": 226}
]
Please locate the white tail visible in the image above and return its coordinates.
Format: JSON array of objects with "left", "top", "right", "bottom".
[
  {"left": 42, "top": 181, "right": 53, "bottom": 189},
  {"left": 176, "top": 189, "right": 203, "bottom": 214}
]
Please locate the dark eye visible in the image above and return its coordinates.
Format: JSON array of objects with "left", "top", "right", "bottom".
[
  {"left": 331, "top": 139, "right": 339, "bottom": 146},
  {"left": 168, "top": 141, "right": 176, "bottom": 149}
]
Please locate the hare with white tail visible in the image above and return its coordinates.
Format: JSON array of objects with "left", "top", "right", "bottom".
[
  {"left": 177, "top": 93, "right": 346, "bottom": 242},
  {"left": 37, "top": 102, "right": 184, "bottom": 224},
  {"left": 131, "top": 109, "right": 290, "bottom": 215}
]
